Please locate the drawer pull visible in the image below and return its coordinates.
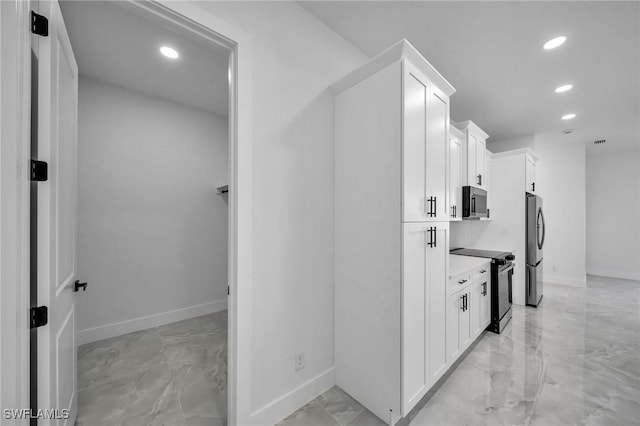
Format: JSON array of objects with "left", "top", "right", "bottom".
[{"left": 479, "top": 269, "right": 487, "bottom": 274}]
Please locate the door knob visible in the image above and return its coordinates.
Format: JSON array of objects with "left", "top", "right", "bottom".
[{"left": 73, "top": 280, "right": 87, "bottom": 292}]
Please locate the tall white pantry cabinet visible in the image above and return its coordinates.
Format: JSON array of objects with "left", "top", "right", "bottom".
[{"left": 332, "top": 40, "right": 455, "bottom": 425}]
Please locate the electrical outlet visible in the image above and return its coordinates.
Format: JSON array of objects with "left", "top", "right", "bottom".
[{"left": 295, "top": 353, "right": 305, "bottom": 371}]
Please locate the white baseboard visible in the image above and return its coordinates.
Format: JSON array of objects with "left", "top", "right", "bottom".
[
  {"left": 78, "top": 299, "right": 228, "bottom": 345},
  {"left": 544, "top": 273, "right": 586, "bottom": 287},
  {"left": 250, "top": 367, "right": 335, "bottom": 426},
  {"left": 586, "top": 269, "right": 640, "bottom": 282}
]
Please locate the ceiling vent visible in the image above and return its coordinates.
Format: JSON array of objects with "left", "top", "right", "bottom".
[{"left": 593, "top": 139, "right": 607, "bottom": 145}]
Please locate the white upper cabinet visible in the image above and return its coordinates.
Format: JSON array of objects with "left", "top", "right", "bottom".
[
  {"left": 476, "top": 139, "right": 487, "bottom": 187},
  {"left": 403, "top": 63, "right": 428, "bottom": 222},
  {"left": 403, "top": 61, "right": 449, "bottom": 222},
  {"left": 454, "top": 120, "right": 489, "bottom": 190},
  {"left": 448, "top": 126, "right": 464, "bottom": 221},
  {"left": 526, "top": 154, "right": 536, "bottom": 194},
  {"left": 483, "top": 153, "right": 493, "bottom": 220}
]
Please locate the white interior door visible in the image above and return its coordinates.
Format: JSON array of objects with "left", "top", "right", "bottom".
[{"left": 36, "top": 1, "right": 79, "bottom": 424}]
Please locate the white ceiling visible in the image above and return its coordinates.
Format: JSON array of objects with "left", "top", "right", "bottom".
[
  {"left": 299, "top": 1, "right": 640, "bottom": 153},
  {"left": 59, "top": 1, "right": 229, "bottom": 117}
]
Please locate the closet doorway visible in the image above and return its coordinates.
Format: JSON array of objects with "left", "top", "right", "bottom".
[{"left": 30, "top": 1, "right": 237, "bottom": 424}]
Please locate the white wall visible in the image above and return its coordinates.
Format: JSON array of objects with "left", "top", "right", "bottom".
[
  {"left": 77, "top": 77, "right": 229, "bottom": 343},
  {"left": 586, "top": 147, "right": 640, "bottom": 280},
  {"left": 187, "top": 1, "right": 368, "bottom": 423},
  {"left": 536, "top": 142, "right": 587, "bottom": 286}
]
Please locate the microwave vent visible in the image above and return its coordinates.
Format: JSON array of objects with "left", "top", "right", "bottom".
[{"left": 593, "top": 139, "right": 607, "bottom": 145}]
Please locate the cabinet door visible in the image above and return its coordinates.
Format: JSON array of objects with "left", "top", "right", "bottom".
[
  {"left": 476, "top": 140, "right": 486, "bottom": 188},
  {"left": 403, "top": 62, "right": 428, "bottom": 222},
  {"left": 485, "top": 156, "right": 492, "bottom": 219},
  {"left": 427, "top": 223, "right": 448, "bottom": 383},
  {"left": 459, "top": 290, "right": 472, "bottom": 348},
  {"left": 467, "top": 133, "right": 478, "bottom": 186},
  {"left": 449, "top": 136, "right": 462, "bottom": 220},
  {"left": 402, "top": 223, "right": 428, "bottom": 413},
  {"left": 526, "top": 156, "right": 536, "bottom": 194},
  {"left": 447, "top": 291, "right": 462, "bottom": 363},
  {"left": 426, "top": 88, "right": 449, "bottom": 221},
  {"left": 470, "top": 282, "right": 482, "bottom": 338},
  {"left": 480, "top": 279, "right": 491, "bottom": 328}
]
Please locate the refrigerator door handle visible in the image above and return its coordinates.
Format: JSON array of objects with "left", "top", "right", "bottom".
[{"left": 537, "top": 207, "right": 546, "bottom": 250}]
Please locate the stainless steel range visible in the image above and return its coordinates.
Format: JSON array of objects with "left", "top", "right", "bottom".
[{"left": 450, "top": 248, "right": 515, "bottom": 333}]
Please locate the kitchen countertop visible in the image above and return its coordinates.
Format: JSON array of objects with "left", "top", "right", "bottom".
[{"left": 449, "top": 254, "right": 491, "bottom": 279}]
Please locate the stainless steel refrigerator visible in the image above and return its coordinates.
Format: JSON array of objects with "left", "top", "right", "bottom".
[{"left": 526, "top": 193, "right": 545, "bottom": 306}]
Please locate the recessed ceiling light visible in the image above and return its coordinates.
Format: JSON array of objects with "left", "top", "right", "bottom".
[
  {"left": 562, "top": 113, "right": 576, "bottom": 120},
  {"left": 544, "top": 36, "right": 567, "bottom": 50},
  {"left": 555, "top": 84, "right": 573, "bottom": 93},
  {"left": 160, "top": 46, "right": 179, "bottom": 59}
]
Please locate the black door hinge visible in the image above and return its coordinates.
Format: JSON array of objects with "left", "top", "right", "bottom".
[
  {"left": 30, "top": 306, "right": 48, "bottom": 329},
  {"left": 31, "top": 11, "right": 48, "bottom": 37},
  {"left": 31, "top": 160, "right": 48, "bottom": 181}
]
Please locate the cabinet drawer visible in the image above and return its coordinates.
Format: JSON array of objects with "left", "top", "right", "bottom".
[
  {"left": 449, "top": 273, "right": 471, "bottom": 290},
  {"left": 471, "top": 266, "right": 490, "bottom": 283}
]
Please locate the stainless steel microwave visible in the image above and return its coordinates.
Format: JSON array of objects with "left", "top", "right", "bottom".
[{"left": 462, "top": 186, "right": 488, "bottom": 219}]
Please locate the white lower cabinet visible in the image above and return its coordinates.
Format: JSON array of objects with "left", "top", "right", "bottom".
[
  {"left": 427, "top": 226, "right": 448, "bottom": 384},
  {"left": 471, "top": 283, "right": 482, "bottom": 340},
  {"left": 402, "top": 222, "right": 449, "bottom": 414},
  {"left": 479, "top": 280, "right": 491, "bottom": 332},
  {"left": 402, "top": 224, "right": 429, "bottom": 412},
  {"left": 447, "top": 264, "right": 491, "bottom": 365},
  {"left": 459, "top": 289, "right": 473, "bottom": 349},
  {"left": 447, "top": 289, "right": 471, "bottom": 364}
]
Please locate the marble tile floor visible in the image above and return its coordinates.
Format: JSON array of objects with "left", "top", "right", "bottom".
[
  {"left": 77, "top": 311, "right": 228, "bottom": 426},
  {"left": 279, "top": 276, "right": 640, "bottom": 426}
]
